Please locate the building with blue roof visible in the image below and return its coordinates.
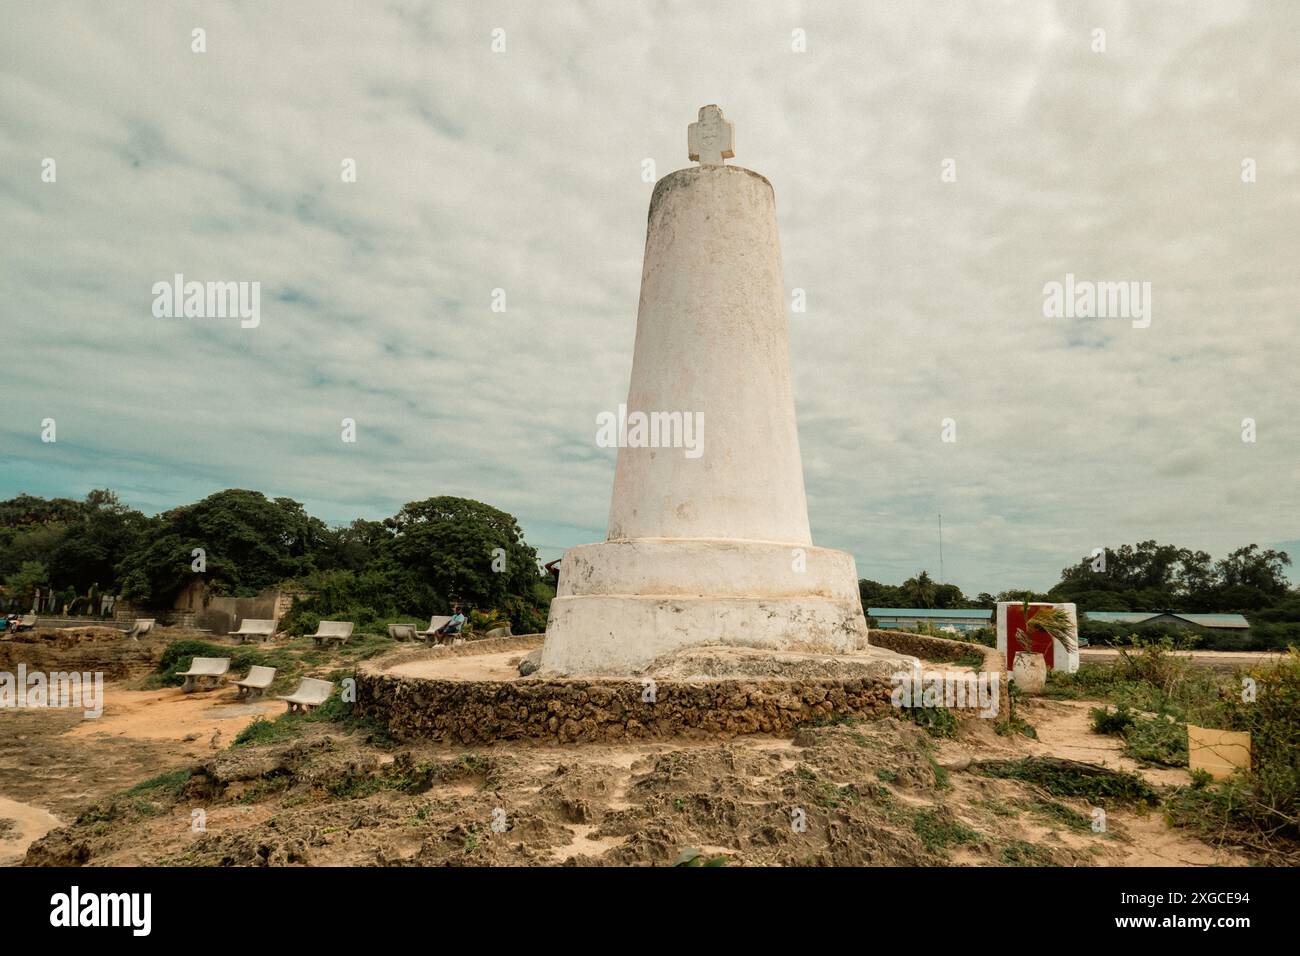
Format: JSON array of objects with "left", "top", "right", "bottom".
[
  {"left": 867, "top": 607, "right": 993, "bottom": 633},
  {"left": 1083, "top": 611, "right": 1249, "bottom": 632}
]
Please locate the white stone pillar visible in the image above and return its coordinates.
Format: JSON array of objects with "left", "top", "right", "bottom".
[
  {"left": 607, "top": 164, "right": 812, "bottom": 544},
  {"left": 541, "top": 107, "right": 869, "bottom": 676}
]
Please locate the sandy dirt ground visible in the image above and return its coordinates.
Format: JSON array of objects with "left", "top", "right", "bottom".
[
  {"left": 0, "top": 679, "right": 282, "bottom": 865},
  {"left": 61, "top": 686, "right": 282, "bottom": 744},
  {"left": 386, "top": 649, "right": 526, "bottom": 681},
  {"left": 0, "top": 633, "right": 1266, "bottom": 867},
  {"left": 1079, "top": 648, "right": 1283, "bottom": 672},
  {"left": 8, "top": 689, "right": 1252, "bottom": 868}
]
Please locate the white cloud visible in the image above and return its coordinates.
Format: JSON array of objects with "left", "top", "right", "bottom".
[{"left": 1, "top": 0, "right": 1296, "bottom": 591}]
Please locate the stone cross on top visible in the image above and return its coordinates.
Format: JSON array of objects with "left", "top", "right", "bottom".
[{"left": 688, "top": 104, "right": 735, "bottom": 166}]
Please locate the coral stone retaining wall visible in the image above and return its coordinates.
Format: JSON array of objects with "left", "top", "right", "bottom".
[
  {"left": 870, "top": 629, "right": 1005, "bottom": 673},
  {"left": 354, "top": 673, "right": 896, "bottom": 744}
]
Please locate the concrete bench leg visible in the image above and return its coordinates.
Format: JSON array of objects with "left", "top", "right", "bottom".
[{"left": 182, "top": 676, "right": 195, "bottom": 693}]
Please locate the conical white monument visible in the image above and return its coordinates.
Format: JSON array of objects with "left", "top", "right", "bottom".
[{"left": 541, "top": 105, "right": 871, "bottom": 676}]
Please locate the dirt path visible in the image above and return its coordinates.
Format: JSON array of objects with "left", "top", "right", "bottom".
[
  {"left": 0, "top": 680, "right": 285, "bottom": 862},
  {"left": 0, "top": 796, "right": 62, "bottom": 866},
  {"left": 63, "top": 685, "right": 283, "bottom": 744},
  {"left": 1021, "top": 698, "right": 1192, "bottom": 788},
  {"left": 932, "top": 697, "right": 1247, "bottom": 867}
]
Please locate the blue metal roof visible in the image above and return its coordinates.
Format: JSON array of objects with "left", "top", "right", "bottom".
[
  {"left": 868, "top": 608, "right": 993, "bottom": 619},
  {"left": 1084, "top": 611, "right": 1249, "bottom": 629}
]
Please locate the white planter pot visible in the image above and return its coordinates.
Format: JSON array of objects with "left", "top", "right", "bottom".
[{"left": 1012, "top": 652, "right": 1047, "bottom": 695}]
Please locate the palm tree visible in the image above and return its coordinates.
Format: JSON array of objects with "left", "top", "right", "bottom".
[
  {"left": 1014, "top": 597, "right": 1077, "bottom": 659},
  {"left": 902, "top": 570, "right": 938, "bottom": 608}
]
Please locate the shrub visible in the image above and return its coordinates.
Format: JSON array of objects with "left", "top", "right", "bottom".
[
  {"left": 975, "top": 757, "right": 1159, "bottom": 806},
  {"left": 1167, "top": 649, "right": 1300, "bottom": 859},
  {"left": 1122, "top": 714, "right": 1187, "bottom": 766},
  {"left": 1090, "top": 703, "right": 1135, "bottom": 735}
]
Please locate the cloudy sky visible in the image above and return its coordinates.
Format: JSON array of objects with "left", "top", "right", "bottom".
[{"left": 2, "top": 1, "right": 1297, "bottom": 593}]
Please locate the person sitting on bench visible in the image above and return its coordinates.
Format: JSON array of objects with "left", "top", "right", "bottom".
[{"left": 435, "top": 606, "right": 467, "bottom": 637}]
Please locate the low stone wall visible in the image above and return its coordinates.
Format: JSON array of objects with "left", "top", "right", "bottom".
[
  {"left": 355, "top": 672, "right": 896, "bottom": 744},
  {"left": 871, "top": 629, "right": 1004, "bottom": 672},
  {"left": 0, "top": 627, "right": 164, "bottom": 679}
]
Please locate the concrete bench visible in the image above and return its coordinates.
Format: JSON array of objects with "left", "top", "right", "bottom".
[
  {"left": 416, "top": 616, "right": 453, "bottom": 644},
  {"left": 179, "top": 657, "right": 231, "bottom": 693},
  {"left": 278, "top": 677, "right": 334, "bottom": 714},
  {"left": 387, "top": 623, "right": 419, "bottom": 642},
  {"left": 309, "top": 620, "right": 354, "bottom": 648},
  {"left": 126, "top": 618, "right": 155, "bottom": 640},
  {"left": 231, "top": 618, "right": 277, "bottom": 644},
  {"left": 232, "top": 665, "right": 276, "bottom": 700},
  {"left": 14, "top": 613, "right": 37, "bottom": 632}
]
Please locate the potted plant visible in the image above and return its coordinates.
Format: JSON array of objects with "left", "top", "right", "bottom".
[{"left": 1012, "top": 598, "right": 1076, "bottom": 695}]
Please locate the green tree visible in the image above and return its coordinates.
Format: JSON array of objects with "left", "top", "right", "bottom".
[
  {"left": 117, "top": 490, "right": 325, "bottom": 604},
  {"left": 901, "top": 571, "right": 938, "bottom": 608},
  {"left": 382, "top": 496, "right": 541, "bottom": 621},
  {"left": 46, "top": 490, "right": 149, "bottom": 593},
  {"left": 1213, "top": 545, "right": 1291, "bottom": 608},
  {"left": 858, "top": 579, "right": 905, "bottom": 609},
  {"left": 932, "top": 582, "right": 968, "bottom": 609},
  {"left": 5, "top": 560, "right": 49, "bottom": 610}
]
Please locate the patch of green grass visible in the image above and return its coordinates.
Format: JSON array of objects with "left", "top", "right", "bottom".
[
  {"left": 125, "top": 768, "right": 191, "bottom": 799},
  {"left": 901, "top": 705, "right": 959, "bottom": 738},
  {"left": 1090, "top": 703, "right": 1136, "bottom": 735},
  {"left": 974, "top": 757, "right": 1159, "bottom": 806},
  {"left": 1122, "top": 714, "right": 1187, "bottom": 767},
  {"left": 76, "top": 805, "right": 112, "bottom": 825},
  {"left": 994, "top": 714, "right": 1038, "bottom": 739},
  {"left": 928, "top": 755, "right": 951, "bottom": 789},
  {"left": 794, "top": 766, "right": 861, "bottom": 808},
  {"left": 149, "top": 640, "right": 305, "bottom": 692},
  {"left": 1091, "top": 703, "right": 1187, "bottom": 767},
  {"left": 1000, "top": 840, "right": 1057, "bottom": 866},
  {"left": 912, "top": 808, "right": 980, "bottom": 853},
  {"left": 328, "top": 774, "right": 390, "bottom": 800},
  {"left": 1042, "top": 664, "right": 1122, "bottom": 700},
  {"left": 227, "top": 685, "right": 397, "bottom": 750},
  {"left": 1021, "top": 797, "right": 1092, "bottom": 832},
  {"left": 875, "top": 768, "right": 898, "bottom": 783},
  {"left": 815, "top": 782, "right": 860, "bottom": 809},
  {"left": 232, "top": 715, "right": 303, "bottom": 748},
  {"left": 454, "top": 752, "right": 492, "bottom": 776},
  {"left": 803, "top": 712, "right": 862, "bottom": 729},
  {"left": 972, "top": 797, "right": 1015, "bottom": 818}
]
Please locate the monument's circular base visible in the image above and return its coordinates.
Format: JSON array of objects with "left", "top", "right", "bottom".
[
  {"left": 542, "top": 594, "right": 869, "bottom": 675},
  {"left": 354, "top": 636, "right": 917, "bottom": 745},
  {"left": 542, "top": 537, "right": 871, "bottom": 675}
]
